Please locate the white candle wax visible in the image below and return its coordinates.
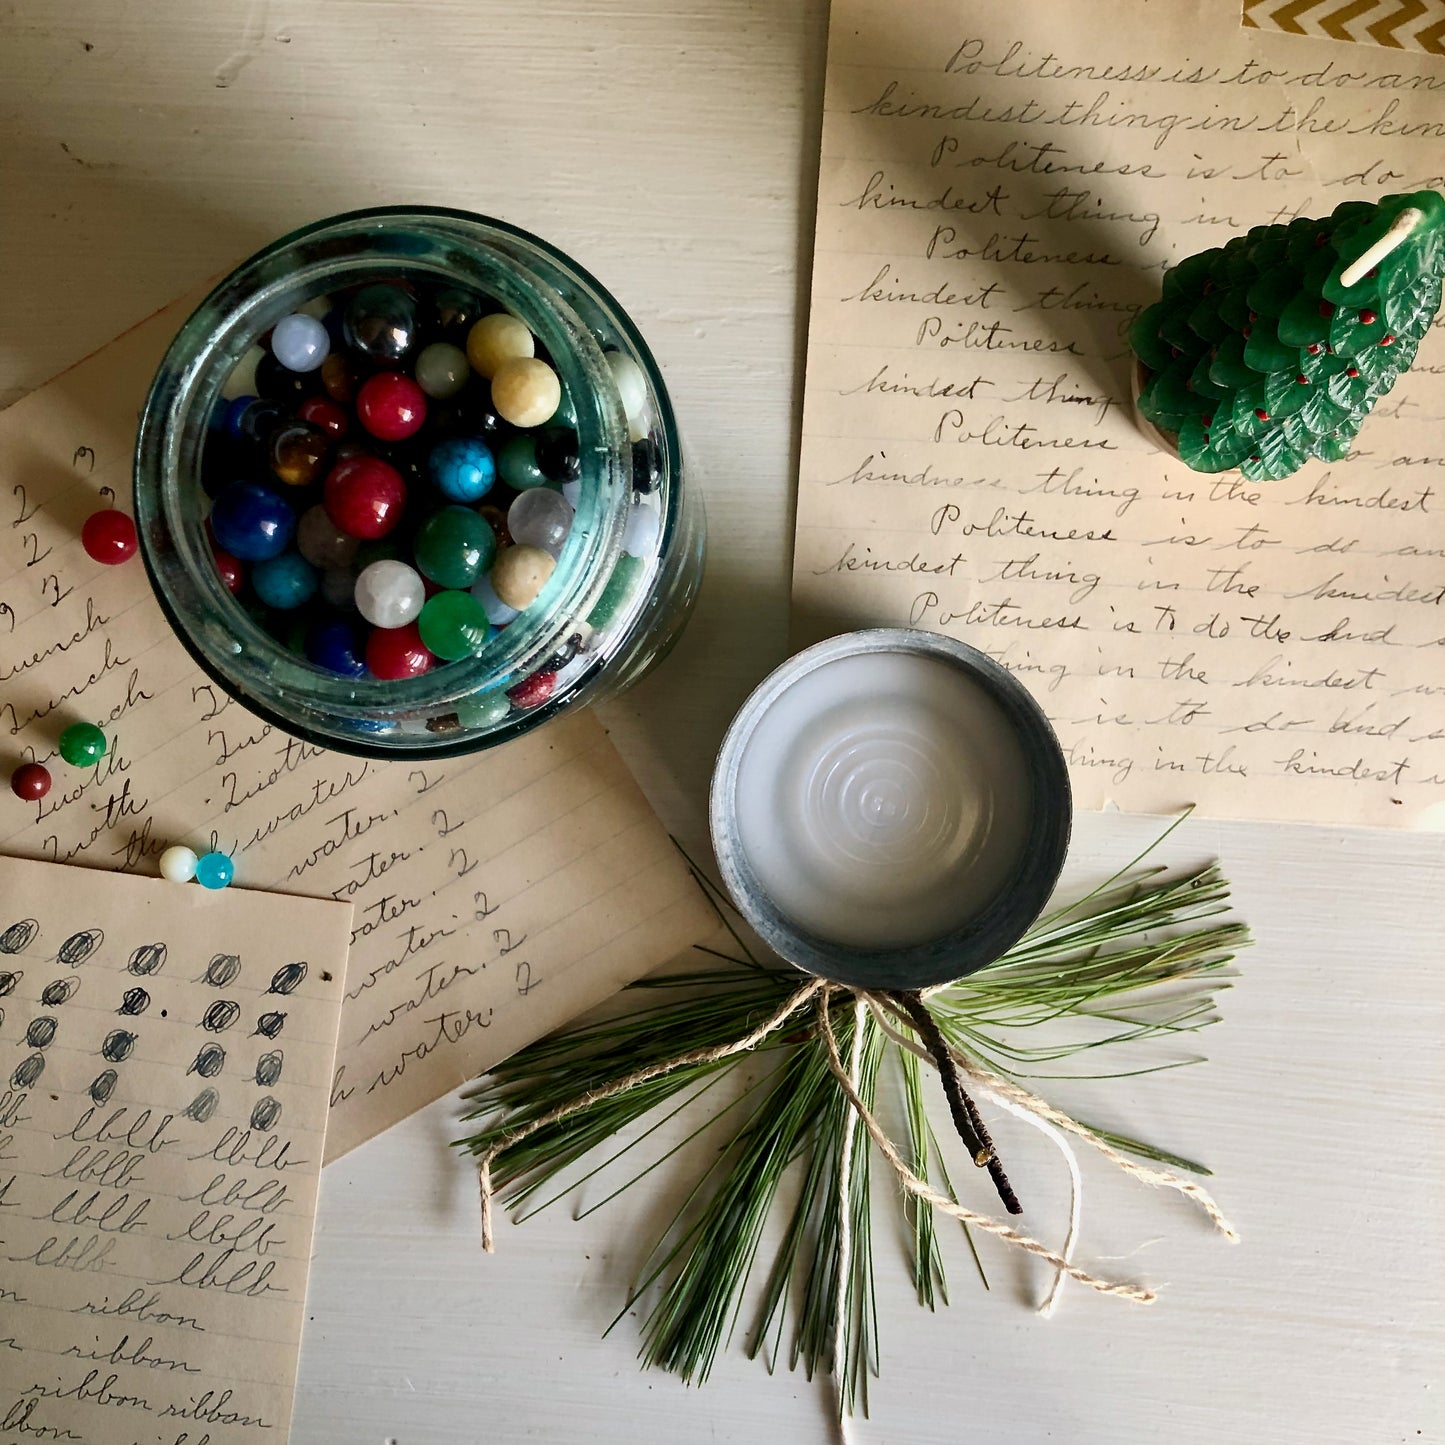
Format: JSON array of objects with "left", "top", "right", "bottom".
[{"left": 730, "top": 649, "right": 1033, "bottom": 950}]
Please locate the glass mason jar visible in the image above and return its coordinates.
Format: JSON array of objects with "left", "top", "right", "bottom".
[{"left": 134, "top": 206, "right": 703, "bottom": 757}]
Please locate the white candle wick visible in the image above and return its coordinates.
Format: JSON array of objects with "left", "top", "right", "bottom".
[{"left": 1339, "top": 206, "right": 1424, "bottom": 289}]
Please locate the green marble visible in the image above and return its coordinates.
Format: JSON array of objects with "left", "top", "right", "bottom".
[
  {"left": 497, "top": 434, "right": 549, "bottom": 492},
  {"left": 417, "top": 590, "right": 492, "bottom": 661},
  {"left": 414, "top": 506, "right": 496, "bottom": 590},
  {"left": 585, "top": 553, "right": 645, "bottom": 630},
  {"left": 58, "top": 722, "right": 106, "bottom": 768}
]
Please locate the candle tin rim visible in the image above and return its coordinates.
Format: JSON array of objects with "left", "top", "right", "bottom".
[{"left": 709, "top": 627, "right": 1073, "bottom": 992}]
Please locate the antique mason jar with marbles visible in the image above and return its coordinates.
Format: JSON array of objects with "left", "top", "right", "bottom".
[{"left": 134, "top": 207, "right": 703, "bottom": 756}]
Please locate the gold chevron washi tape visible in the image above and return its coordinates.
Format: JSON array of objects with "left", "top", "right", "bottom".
[{"left": 1242, "top": 0, "right": 1445, "bottom": 54}]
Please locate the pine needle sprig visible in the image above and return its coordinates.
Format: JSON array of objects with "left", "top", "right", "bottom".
[{"left": 456, "top": 833, "right": 1251, "bottom": 1406}]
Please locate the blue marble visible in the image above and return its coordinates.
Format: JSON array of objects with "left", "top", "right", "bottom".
[
  {"left": 428, "top": 436, "right": 497, "bottom": 504},
  {"left": 222, "top": 395, "right": 258, "bottom": 437},
  {"left": 305, "top": 618, "right": 368, "bottom": 678},
  {"left": 195, "top": 852, "right": 234, "bottom": 890},
  {"left": 209, "top": 480, "right": 296, "bottom": 561},
  {"left": 251, "top": 551, "right": 318, "bottom": 610}
]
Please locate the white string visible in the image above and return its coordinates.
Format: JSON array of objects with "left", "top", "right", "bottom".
[
  {"left": 816, "top": 989, "right": 1158, "bottom": 1305},
  {"left": 862, "top": 996, "right": 1082, "bottom": 1315},
  {"left": 863, "top": 993, "right": 1238, "bottom": 1243},
  {"left": 987, "top": 1091, "right": 1082, "bottom": 1317},
  {"left": 833, "top": 996, "right": 865, "bottom": 1439}
]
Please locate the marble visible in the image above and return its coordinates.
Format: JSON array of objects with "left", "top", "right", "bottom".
[
  {"left": 497, "top": 433, "right": 548, "bottom": 491},
  {"left": 465, "top": 312, "right": 534, "bottom": 378},
  {"left": 251, "top": 551, "right": 319, "bottom": 610},
  {"left": 632, "top": 437, "right": 662, "bottom": 492},
  {"left": 269, "top": 421, "right": 331, "bottom": 487},
  {"left": 297, "top": 505, "right": 361, "bottom": 570},
  {"left": 344, "top": 282, "right": 418, "bottom": 363},
  {"left": 158, "top": 845, "right": 198, "bottom": 883},
  {"left": 81, "top": 509, "right": 138, "bottom": 564},
  {"left": 414, "top": 505, "right": 496, "bottom": 589},
  {"left": 621, "top": 500, "right": 662, "bottom": 559},
  {"left": 323, "top": 456, "right": 407, "bottom": 539},
  {"left": 320, "top": 567, "right": 359, "bottom": 612},
  {"left": 507, "top": 488, "right": 573, "bottom": 557},
  {"left": 418, "top": 589, "right": 492, "bottom": 661},
  {"left": 305, "top": 618, "right": 369, "bottom": 677},
  {"left": 357, "top": 371, "right": 428, "bottom": 441},
  {"left": 490, "top": 544, "right": 556, "bottom": 609},
  {"left": 534, "top": 426, "right": 581, "bottom": 482},
  {"left": 585, "top": 552, "right": 645, "bottom": 629},
  {"left": 429, "top": 435, "right": 497, "bottom": 503},
  {"left": 492, "top": 356, "right": 561, "bottom": 428},
  {"left": 605, "top": 349, "right": 648, "bottom": 422},
  {"left": 209, "top": 480, "right": 296, "bottom": 561},
  {"left": 298, "top": 395, "right": 350, "bottom": 437},
  {"left": 355, "top": 558, "right": 426, "bottom": 629},
  {"left": 507, "top": 669, "right": 557, "bottom": 709},
  {"left": 365, "top": 621, "right": 435, "bottom": 680},
  {"left": 470, "top": 571, "right": 520, "bottom": 626},
  {"left": 10, "top": 762, "right": 51, "bottom": 802},
  {"left": 195, "top": 851, "right": 235, "bottom": 890},
  {"left": 211, "top": 546, "right": 244, "bottom": 595},
  {"left": 415, "top": 341, "right": 471, "bottom": 399},
  {"left": 455, "top": 692, "right": 512, "bottom": 728},
  {"left": 58, "top": 722, "right": 107, "bottom": 768},
  {"left": 320, "top": 351, "right": 363, "bottom": 403},
  {"left": 271, "top": 311, "right": 330, "bottom": 372}
]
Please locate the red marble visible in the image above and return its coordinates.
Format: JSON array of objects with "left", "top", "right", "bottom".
[{"left": 356, "top": 371, "right": 427, "bottom": 441}]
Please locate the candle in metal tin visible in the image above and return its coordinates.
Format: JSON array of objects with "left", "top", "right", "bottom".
[{"left": 710, "top": 629, "right": 1071, "bottom": 992}]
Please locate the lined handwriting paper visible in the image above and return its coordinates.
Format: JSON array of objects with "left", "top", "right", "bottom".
[
  {"left": 792, "top": 0, "right": 1445, "bottom": 827},
  {"left": 0, "top": 301, "right": 716, "bottom": 1161},
  {"left": 0, "top": 854, "right": 349, "bottom": 1444}
]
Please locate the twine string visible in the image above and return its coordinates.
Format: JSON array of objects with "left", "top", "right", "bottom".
[
  {"left": 476, "top": 973, "right": 1230, "bottom": 1315},
  {"left": 867, "top": 993, "right": 1239, "bottom": 1244},
  {"left": 864, "top": 991, "right": 1236, "bottom": 1242},
  {"left": 862, "top": 996, "right": 1081, "bottom": 1315},
  {"left": 814, "top": 986, "right": 1158, "bottom": 1306},
  {"left": 476, "top": 977, "right": 824, "bottom": 1251}
]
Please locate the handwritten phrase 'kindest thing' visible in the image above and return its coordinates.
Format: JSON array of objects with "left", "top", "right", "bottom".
[{"left": 794, "top": 4, "right": 1445, "bottom": 827}]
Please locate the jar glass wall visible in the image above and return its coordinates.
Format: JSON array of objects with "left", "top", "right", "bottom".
[{"left": 134, "top": 207, "right": 703, "bottom": 758}]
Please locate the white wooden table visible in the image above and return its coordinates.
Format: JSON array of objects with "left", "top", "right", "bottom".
[{"left": 3, "top": 4, "right": 1442, "bottom": 1440}]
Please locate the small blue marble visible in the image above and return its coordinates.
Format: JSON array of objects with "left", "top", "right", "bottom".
[
  {"left": 251, "top": 551, "right": 318, "bottom": 610},
  {"left": 429, "top": 436, "right": 497, "bottom": 504},
  {"left": 209, "top": 480, "right": 296, "bottom": 562},
  {"left": 195, "top": 852, "right": 234, "bottom": 890},
  {"left": 222, "top": 395, "right": 259, "bottom": 438},
  {"left": 305, "top": 618, "right": 368, "bottom": 678}
]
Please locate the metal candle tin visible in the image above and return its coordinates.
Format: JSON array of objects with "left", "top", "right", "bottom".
[{"left": 709, "top": 628, "right": 1073, "bottom": 992}]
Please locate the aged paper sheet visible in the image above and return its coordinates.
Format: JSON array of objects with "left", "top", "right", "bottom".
[
  {"left": 0, "top": 854, "right": 350, "bottom": 1444},
  {"left": 0, "top": 303, "right": 716, "bottom": 1161},
  {"left": 793, "top": 0, "right": 1445, "bottom": 827}
]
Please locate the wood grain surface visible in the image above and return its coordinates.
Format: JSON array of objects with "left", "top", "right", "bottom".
[{"left": 2, "top": 4, "right": 1442, "bottom": 1441}]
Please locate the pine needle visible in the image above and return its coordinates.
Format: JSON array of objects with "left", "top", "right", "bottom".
[{"left": 455, "top": 824, "right": 1251, "bottom": 1405}]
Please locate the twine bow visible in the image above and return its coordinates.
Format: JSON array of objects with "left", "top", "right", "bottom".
[{"left": 474, "top": 974, "right": 1236, "bottom": 1316}]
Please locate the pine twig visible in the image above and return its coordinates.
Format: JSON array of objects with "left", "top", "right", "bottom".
[{"left": 888, "top": 989, "right": 1023, "bottom": 1216}]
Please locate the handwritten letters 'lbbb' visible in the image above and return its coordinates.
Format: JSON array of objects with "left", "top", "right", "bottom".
[{"left": 0, "top": 854, "right": 351, "bottom": 1445}]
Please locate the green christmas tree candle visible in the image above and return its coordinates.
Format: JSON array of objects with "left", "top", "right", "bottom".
[{"left": 1131, "top": 191, "right": 1445, "bottom": 482}]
